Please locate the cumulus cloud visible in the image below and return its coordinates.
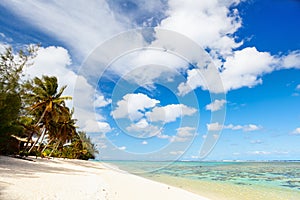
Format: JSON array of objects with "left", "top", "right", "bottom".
[
  {"left": 118, "top": 146, "right": 126, "bottom": 150},
  {"left": 292, "top": 128, "right": 300, "bottom": 135},
  {"left": 170, "top": 127, "right": 195, "bottom": 142},
  {"left": 169, "top": 151, "right": 184, "bottom": 155},
  {"left": 248, "top": 151, "right": 288, "bottom": 155},
  {"left": 296, "top": 85, "right": 300, "bottom": 90},
  {"left": 142, "top": 141, "right": 148, "bottom": 145},
  {"left": 112, "top": 93, "right": 196, "bottom": 124},
  {"left": 221, "top": 47, "right": 277, "bottom": 91},
  {"left": 94, "top": 94, "right": 112, "bottom": 108},
  {"left": 248, "top": 151, "right": 271, "bottom": 155},
  {"left": 159, "top": 0, "right": 242, "bottom": 57},
  {"left": 206, "top": 99, "right": 227, "bottom": 112},
  {"left": 109, "top": 50, "right": 187, "bottom": 86},
  {"left": 242, "top": 124, "right": 262, "bottom": 132},
  {"left": 23, "top": 46, "right": 110, "bottom": 133},
  {"left": 111, "top": 93, "right": 159, "bottom": 121},
  {"left": 146, "top": 104, "right": 197, "bottom": 123},
  {"left": 280, "top": 50, "right": 300, "bottom": 69},
  {"left": 83, "top": 119, "right": 112, "bottom": 133},
  {"left": 207, "top": 122, "right": 262, "bottom": 132},
  {"left": 126, "top": 119, "right": 161, "bottom": 138},
  {"left": 178, "top": 48, "right": 300, "bottom": 95},
  {"left": 3, "top": 0, "right": 300, "bottom": 98},
  {"left": 207, "top": 122, "right": 223, "bottom": 131}
]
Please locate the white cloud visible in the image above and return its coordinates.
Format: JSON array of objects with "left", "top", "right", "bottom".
[
  {"left": 296, "top": 85, "right": 300, "bottom": 90},
  {"left": 126, "top": 119, "right": 161, "bottom": 138},
  {"left": 169, "top": 151, "right": 184, "bottom": 155},
  {"left": 226, "top": 124, "right": 261, "bottom": 132},
  {"left": 142, "top": 141, "right": 148, "bottom": 145},
  {"left": 221, "top": 47, "right": 277, "bottom": 92},
  {"left": 156, "top": 133, "right": 171, "bottom": 139},
  {"left": 118, "top": 146, "right": 126, "bottom": 150},
  {"left": 242, "top": 124, "right": 261, "bottom": 132},
  {"left": 179, "top": 47, "right": 278, "bottom": 95},
  {"left": 109, "top": 50, "right": 187, "bottom": 86},
  {"left": 249, "top": 151, "right": 271, "bottom": 155},
  {"left": 280, "top": 50, "right": 300, "bottom": 69},
  {"left": 207, "top": 122, "right": 223, "bottom": 131},
  {"left": 177, "top": 68, "right": 206, "bottom": 96},
  {"left": 111, "top": 93, "right": 159, "bottom": 121},
  {"left": 178, "top": 47, "right": 300, "bottom": 95},
  {"left": 0, "top": 0, "right": 126, "bottom": 59},
  {"left": 170, "top": 127, "right": 195, "bottom": 142},
  {"left": 3, "top": 0, "right": 300, "bottom": 99},
  {"left": 292, "top": 128, "right": 300, "bottom": 135},
  {"left": 94, "top": 94, "right": 111, "bottom": 108},
  {"left": 206, "top": 99, "right": 227, "bottom": 112},
  {"left": 159, "top": 0, "right": 242, "bottom": 57},
  {"left": 146, "top": 104, "right": 197, "bottom": 123},
  {"left": 207, "top": 122, "right": 262, "bottom": 132},
  {"left": 156, "top": 1, "right": 300, "bottom": 95},
  {"left": 225, "top": 124, "right": 243, "bottom": 130},
  {"left": 22, "top": 46, "right": 113, "bottom": 134},
  {"left": 82, "top": 119, "right": 111, "bottom": 133}
]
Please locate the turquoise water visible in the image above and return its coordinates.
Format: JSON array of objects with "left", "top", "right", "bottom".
[{"left": 104, "top": 161, "right": 300, "bottom": 192}]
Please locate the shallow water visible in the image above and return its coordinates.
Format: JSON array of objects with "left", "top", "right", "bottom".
[{"left": 105, "top": 161, "right": 300, "bottom": 200}]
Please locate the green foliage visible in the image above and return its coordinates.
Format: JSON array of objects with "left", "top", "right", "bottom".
[
  {"left": 0, "top": 45, "right": 99, "bottom": 160},
  {"left": 0, "top": 46, "right": 36, "bottom": 154}
]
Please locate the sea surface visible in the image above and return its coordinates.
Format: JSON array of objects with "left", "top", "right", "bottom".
[{"left": 103, "top": 161, "right": 300, "bottom": 200}]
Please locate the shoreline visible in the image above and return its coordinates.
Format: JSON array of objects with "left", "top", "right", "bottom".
[{"left": 0, "top": 156, "right": 209, "bottom": 200}]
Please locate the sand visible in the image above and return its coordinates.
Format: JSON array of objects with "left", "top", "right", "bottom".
[{"left": 0, "top": 156, "right": 209, "bottom": 200}]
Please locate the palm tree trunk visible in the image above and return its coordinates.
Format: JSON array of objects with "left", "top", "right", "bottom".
[
  {"left": 37, "top": 129, "right": 46, "bottom": 152},
  {"left": 49, "top": 140, "right": 61, "bottom": 157},
  {"left": 41, "top": 138, "right": 54, "bottom": 153},
  {"left": 25, "top": 131, "right": 34, "bottom": 150},
  {"left": 35, "top": 108, "right": 47, "bottom": 127},
  {"left": 28, "top": 127, "right": 44, "bottom": 153}
]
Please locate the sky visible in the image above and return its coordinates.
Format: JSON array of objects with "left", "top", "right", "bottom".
[{"left": 0, "top": 0, "right": 299, "bottom": 161}]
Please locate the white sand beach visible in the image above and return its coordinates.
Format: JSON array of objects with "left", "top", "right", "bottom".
[{"left": 0, "top": 156, "right": 209, "bottom": 200}]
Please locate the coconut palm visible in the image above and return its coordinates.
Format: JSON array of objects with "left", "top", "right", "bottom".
[
  {"left": 23, "top": 76, "right": 72, "bottom": 153},
  {"left": 77, "top": 131, "right": 99, "bottom": 159},
  {"left": 47, "top": 109, "right": 77, "bottom": 157}
]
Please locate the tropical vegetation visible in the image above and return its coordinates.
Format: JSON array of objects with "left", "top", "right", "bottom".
[{"left": 0, "top": 45, "right": 98, "bottom": 160}]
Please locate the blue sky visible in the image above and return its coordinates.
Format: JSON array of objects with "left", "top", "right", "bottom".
[{"left": 0, "top": 0, "right": 299, "bottom": 161}]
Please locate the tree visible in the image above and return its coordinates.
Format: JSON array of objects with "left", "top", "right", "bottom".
[
  {"left": 77, "top": 131, "right": 98, "bottom": 160},
  {"left": 0, "top": 46, "right": 37, "bottom": 154},
  {"left": 47, "top": 108, "right": 77, "bottom": 157},
  {"left": 0, "top": 45, "right": 99, "bottom": 160},
  {"left": 23, "top": 75, "right": 72, "bottom": 153}
]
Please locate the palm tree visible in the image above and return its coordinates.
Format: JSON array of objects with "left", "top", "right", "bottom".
[
  {"left": 77, "top": 131, "right": 99, "bottom": 159},
  {"left": 48, "top": 109, "right": 77, "bottom": 157},
  {"left": 23, "top": 76, "right": 72, "bottom": 153}
]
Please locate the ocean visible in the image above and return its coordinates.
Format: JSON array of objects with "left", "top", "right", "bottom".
[{"left": 103, "top": 161, "right": 300, "bottom": 200}]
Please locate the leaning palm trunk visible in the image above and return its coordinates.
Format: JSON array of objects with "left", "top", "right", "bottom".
[
  {"left": 41, "top": 138, "right": 54, "bottom": 153},
  {"left": 24, "top": 130, "right": 34, "bottom": 149},
  {"left": 37, "top": 129, "right": 47, "bottom": 151},
  {"left": 49, "top": 140, "right": 61, "bottom": 157},
  {"left": 28, "top": 127, "right": 45, "bottom": 153},
  {"left": 27, "top": 108, "right": 48, "bottom": 153}
]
